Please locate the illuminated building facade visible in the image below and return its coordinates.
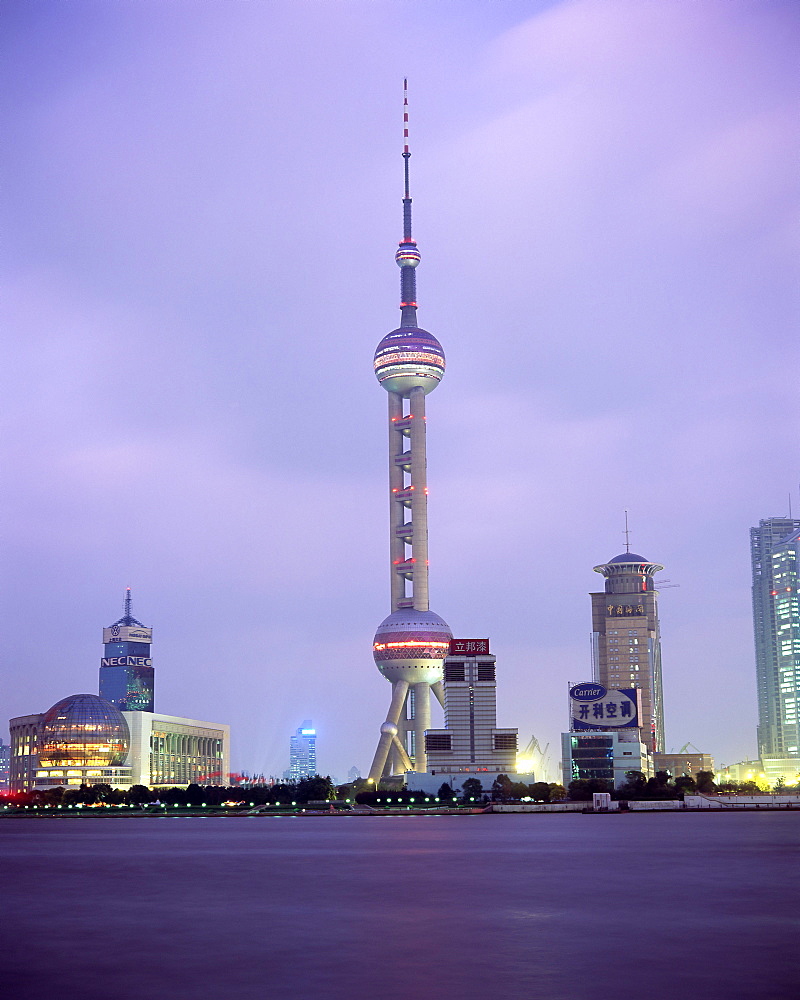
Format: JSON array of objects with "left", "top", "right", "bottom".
[
  {"left": 425, "top": 639, "right": 518, "bottom": 779},
  {"left": 124, "top": 712, "right": 230, "bottom": 787},
  {"left": 99, "top": 588, "right": 154, "bottom": 712},
  {"left": 32, "top": 694, "right": 132, "bottom": 790},
  {"left": 368, "top": 84, "right": 452, "bottom": 782},
  {"left": 9, "top": 715, "right": 43, "bottom": 792},
  {"left": 751, "top": 517, "right": 800, "bottom": 764},
  {"left": 289, "top": 720, "right": 317, "bottom": 780},
  {"left": 561, "top": 731, "right": 651, "bottom": 788},
  {"left": 590, "top": 550, "right": 666, "bottom": 754}
]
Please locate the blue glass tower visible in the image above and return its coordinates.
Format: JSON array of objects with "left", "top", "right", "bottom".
[{"left": 99, "top": 588, "right": 154, "bottom": 712}]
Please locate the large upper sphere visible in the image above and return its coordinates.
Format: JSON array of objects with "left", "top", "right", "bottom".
[
  {"left": 373, "top": 609, "right": 452, "bottom": 684},
  {"left": 39, "top": 693, "right": 130, "bottom": 767},
  {"left": 374, "top": 328, "right": 445, "bottom": 396}
]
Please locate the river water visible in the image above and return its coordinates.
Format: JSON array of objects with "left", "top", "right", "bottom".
[{"left": 1, "top": 812, "right": 798, "bottom": 1000}]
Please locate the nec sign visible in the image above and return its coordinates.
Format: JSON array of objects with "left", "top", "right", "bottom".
[{"left": 101, "top": 656, "right": 153, "bottom": 668}]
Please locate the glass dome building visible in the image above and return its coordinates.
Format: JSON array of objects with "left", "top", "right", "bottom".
[{"left": 35, "top": 694, "right": 132, "bottom": 789}]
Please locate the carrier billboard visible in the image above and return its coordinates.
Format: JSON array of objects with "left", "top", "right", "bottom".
[{"left": 569, "top": 682, "right": 641, "bottom": 730}]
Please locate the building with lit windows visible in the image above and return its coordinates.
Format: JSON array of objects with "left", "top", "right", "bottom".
[
  {"left": 751, "top": 517, "right": 800, "bottom": 775},
  {"left": 124, "top": 711, "right": 230, "bottom": 787},
  {"left": 289, "top": 721, "right": 317, "bottom": 781},
  {"left": 99, "top": 588, "right": 154, "bottom": 712},
  {"left": 590, "top": 549, "right": 666, "bottom": 754},
  {"left": 652, "top": 751, "right": 714, "bottom": 778},
  {"left": 9, "top": 713, "right": 44, "bottom": 792},
  {"left": 561, "top": 731, "right": 651, "bottom": 788}
]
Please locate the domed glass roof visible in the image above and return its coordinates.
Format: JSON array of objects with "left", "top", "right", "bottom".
[
  {"left": 607, "top": 552, "right": 649, "bottom": 563},
  {"left": 39, "top": 694, "right": 130, "bottom": 767}
]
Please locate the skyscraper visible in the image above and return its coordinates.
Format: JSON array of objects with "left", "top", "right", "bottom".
[
  {"left": 99, "top": 588, "right": 154, "bottom": 712},
  {"left": 368, "top": 84, "right": 452, "bottom": 782},
  {"left": 425, "top": 639, "right": 518, "bottom": 781},
  {"left": 751, "top": 517, "right": 800, "bottom": 762},
  {"left": 289, "top": 721, "right": 317, "bottom": 781},
  {"left": 590, "top": 549, "right": 666, "bottom": 754}
]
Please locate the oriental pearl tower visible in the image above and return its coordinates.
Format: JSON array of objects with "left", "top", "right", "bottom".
[{"left": 367, "top": 83, "right": 452, "bottom": 782}]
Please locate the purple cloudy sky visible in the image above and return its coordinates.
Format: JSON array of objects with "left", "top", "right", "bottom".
[{"left": 2, "top": 0, "right": 798, "bottom": 780}]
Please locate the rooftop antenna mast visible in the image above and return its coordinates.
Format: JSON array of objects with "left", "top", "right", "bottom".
[
  {"left": 623, "top": 510, "right": 631, "bottom": 553},
  {"left": 124, "top": 587, "right": 132, "bottom": 619}
]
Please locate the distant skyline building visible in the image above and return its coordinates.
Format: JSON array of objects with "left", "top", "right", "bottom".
[
  {"left": 0, "top": 736, "right": 11, "bottom": 791},
  {"left": 289, "top": 721, "right": 317, "bottom": 781},
  {"left": 99, "top": 588, "right": 154, "bottom": 712},
  {"left": 590, "top": 548, "right": 666, "bottom": 754},
  {"left": 368, "top": 83, "right": 452, "bottom": 782},
  {"left": 751, "top": 517, "right": 800, "bottom": 762}
]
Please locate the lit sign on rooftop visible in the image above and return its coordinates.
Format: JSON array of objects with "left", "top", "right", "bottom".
[
  {"left": 449, "top": 639, "right": 490, "bottom": 655},
  {"left": 569, "top": 683, "right": 640, "bottom": 731}
]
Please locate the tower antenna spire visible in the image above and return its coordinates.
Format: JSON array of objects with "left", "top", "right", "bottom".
[
  {"left": 124, "top": 586, "right": 132, "bottom": 619},
  {"left": 403, "top": 78, "right": 411, "bottom": 200},
  {"left": 624, "top": 510, "right": 631, "bottom": 553},
  {"left": 397, "top": 79, "right": 421, "bottom": 326}
]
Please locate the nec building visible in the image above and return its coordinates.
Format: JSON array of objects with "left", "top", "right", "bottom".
[{"left": 99, "top": 590, "right": 154, "bottom": 712}]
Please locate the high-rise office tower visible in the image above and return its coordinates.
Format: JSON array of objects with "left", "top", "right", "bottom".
[
  {"left": 751, "top": 517, "right": 800, "bottom": 760},
  {"left": 425, "top": 639, "right": 518, "bottom": 779},
  {"left": 99, "top": 588, "right": 154, "bottom": 712},
  {"left": 289, "top": 720, "right": 317, "bottom": 781},
  {"left": 368, "top": 84, "right": 452, "bottom": 782},
  {"left": 590, "top": 549, "right": 665, "bottom": 754}
]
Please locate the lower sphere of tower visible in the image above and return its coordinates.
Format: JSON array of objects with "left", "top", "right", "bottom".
[
  {"left": 374, "top": 327, "right": 445, "bottom": 396},
  {"left": 372, "top": 608, "right": 452, "bottom": 685}
]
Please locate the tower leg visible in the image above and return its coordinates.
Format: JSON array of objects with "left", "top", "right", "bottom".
[
  {"left": 391, "top": 734, "right": 413, "bottom": 771},
  {"left": 431, "top": 680, "right": 445, "bottom": 709},
  {"left": 368, "top": 680, "right": 410, "bottom": 782},
  {"left": 386, "top": 742, "right": 399, "bottom": 777},
  {"left": 413, "top": 682, "right": 431, "bottom": 773}
]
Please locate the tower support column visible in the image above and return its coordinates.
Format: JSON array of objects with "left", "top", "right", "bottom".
[
  {"left": 389, "top": 392, "right": 405, "bottom": 610},
  {"left": 413, "top": 682, "right": 431, "bottom": 773},
  {"left": 409, "top": 387, "right": 429, "bottom": 612}
]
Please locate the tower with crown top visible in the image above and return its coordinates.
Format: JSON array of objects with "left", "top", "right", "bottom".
[{"left": 590, "top": 546, "right": 666, "bottom": 755}]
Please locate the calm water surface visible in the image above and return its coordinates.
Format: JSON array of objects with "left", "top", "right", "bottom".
[{"left": 1, "top": 812, "right": 798, "bottom": 1000}]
